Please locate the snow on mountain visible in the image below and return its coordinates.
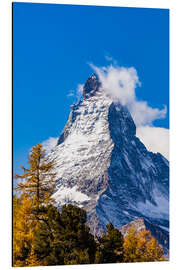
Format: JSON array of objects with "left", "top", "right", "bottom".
[
  {"left": 47, "top": 74, "right": 169, "bottom": 243},
  {"left": 52, "top": 185, "right": 90, "bottom": 207}
]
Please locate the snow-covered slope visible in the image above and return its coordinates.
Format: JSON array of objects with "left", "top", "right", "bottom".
[{"left": 48, "top": 74, "right": 169, "bottom": 238}]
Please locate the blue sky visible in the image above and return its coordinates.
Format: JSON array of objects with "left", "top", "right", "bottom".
[{"left": 13, "top": 2, "right": 169, "bottom": 175}]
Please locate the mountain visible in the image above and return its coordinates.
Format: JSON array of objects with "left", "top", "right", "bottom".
[{"left": 48, "top": 74, "right": 169, "bottom": 247}]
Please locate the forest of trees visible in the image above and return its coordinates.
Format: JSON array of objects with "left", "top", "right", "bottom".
[{"left": 13, "top": 143, "right": 165, "bottom": 267}]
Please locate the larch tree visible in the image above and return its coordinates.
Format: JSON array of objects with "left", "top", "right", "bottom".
[
  {"left": 123, "top": 226, "right": 165, "bottom": 262},
  {"left": 15, "top": 143, "right": 56, "bottom": 216},
  {"left": 13, "top": 195, "right": 39, "bottom": 267},
  {"left": 13, "top": 143, "right": 57, "bottom": 267}
]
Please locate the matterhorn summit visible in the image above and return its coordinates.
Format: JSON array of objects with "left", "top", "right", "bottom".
[{"left": 47, "top": 74, "right": 169, "bottom": 249}]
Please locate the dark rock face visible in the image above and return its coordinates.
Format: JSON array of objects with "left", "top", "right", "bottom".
[
  {"left": 49, "top": 74, "right": 169, "bottom": 255},
  {"left": 108, "top": 103, "right": 136, "bottom": 141},
  {"left": 83, "top": 74, "right": 101, "bottom": 99}
]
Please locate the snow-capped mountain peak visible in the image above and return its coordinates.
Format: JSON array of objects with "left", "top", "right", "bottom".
[{"left": 48, "top": 74, "right": 169, "bottom": 242}]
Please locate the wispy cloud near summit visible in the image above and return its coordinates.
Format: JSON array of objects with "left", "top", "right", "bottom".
[
  {"left": 90, "top": 63, "right": 166, "bottom": 127},
  {"left": 90, "top": 62, "right": 169, "bottom": 160}
]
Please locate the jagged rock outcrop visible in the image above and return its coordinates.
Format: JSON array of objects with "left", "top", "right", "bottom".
[{"left": 83, "top": 73, "right": 101, "bottom": 99}]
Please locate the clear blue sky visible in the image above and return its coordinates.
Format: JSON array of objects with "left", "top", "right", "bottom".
[{"left": 13, "top": 2, "right": 169, "bottom": 175}]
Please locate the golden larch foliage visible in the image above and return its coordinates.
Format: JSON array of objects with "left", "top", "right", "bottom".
[
  {"left": 13, "top": 143, "right": 57, "bottom": 267},
  {"left": 123, "top": 226, "right": 165, "bottom": 262}
]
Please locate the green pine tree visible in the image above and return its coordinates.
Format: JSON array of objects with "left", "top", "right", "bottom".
[
  {"left": 32, "top": 204, "right": 97, "bottom": 265},
  {"left": 32, "top": 204, "right": 65, "bottom": 266},
  {"left": 95, "top": 222, "right": 124, "bottom": 264}
]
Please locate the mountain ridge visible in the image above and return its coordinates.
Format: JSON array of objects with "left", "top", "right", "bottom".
[{"left": 47, "top": 74, "right": 169, "bottom": 252}]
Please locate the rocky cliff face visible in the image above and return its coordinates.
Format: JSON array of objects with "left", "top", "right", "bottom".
[{"left": 48, "top": 74, "right": 169, "bottom": 245}]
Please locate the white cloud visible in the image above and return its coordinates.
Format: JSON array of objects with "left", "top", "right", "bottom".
[
  {"left": 67, "top": 84, "right": 84, "bottom": 100},
  {"left": 105, "top": 55, "right": 113, "bottom": 62},
  {"left": 42, "top": 137, "right": 58, "bottom": 154},
  {"left": 67, "top": 91, "right": 75, "bottom": 98},
  {"left": 104, "top": 52, "right": 118, "bottom": 66},
  {"left": 136, "top": 126, "right": 169, "bottom": 160},
  {"left": 90, "top": 63, "right": 166, "bottom": 127},
  {"left": 130, "top": 101, "right": 167, "bottom": 126},
  {"left": 90, "top": 63, "right": 169, "bottom": 159},
  {"left": 77, "top": 83, "right": 84, "bottom": 96}
]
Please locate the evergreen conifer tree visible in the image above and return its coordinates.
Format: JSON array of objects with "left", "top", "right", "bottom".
[
  {"left": 95, "top": 222, "right": 124, "bottom": 264},
  {"left": 60, "top": 204, "right": 97, "bottom": 264},
  {"left": 32, "top": 204, "right": 97, "bottom": 265}
]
